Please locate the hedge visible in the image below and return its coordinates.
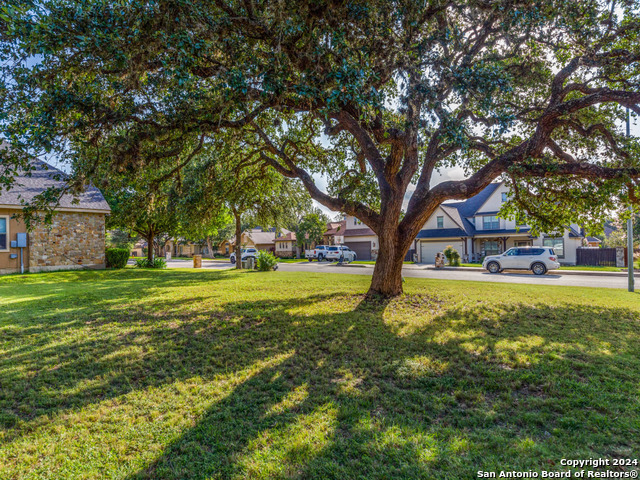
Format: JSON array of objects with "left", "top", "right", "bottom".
[{"left": 105, "top": 248, "right": 129, "bottom": 269}]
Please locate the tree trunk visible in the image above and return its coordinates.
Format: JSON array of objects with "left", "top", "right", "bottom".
[
  {"left": 146, "top": 231, "right": 155, "bottom": 263},
  {"left": 367, "top": 225, "right": 408, "bottom": 298},
  {"left": 206, "top": 237, "right": 214, "bottom": 258},
  {"left": 234, "top": 210, "right": 242, "bottom": 270}
]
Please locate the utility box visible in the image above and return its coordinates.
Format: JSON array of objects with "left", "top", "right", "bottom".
[{"left": 16, "top": 233, "right": 27, "bottom": 248}]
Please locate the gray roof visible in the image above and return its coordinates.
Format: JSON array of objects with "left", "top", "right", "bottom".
[
  {"left": 0, "top": 159, "right": 111, "bottom": 213},
  {"left": 247, "top": 229, "right": 277, "bottom": 245}
]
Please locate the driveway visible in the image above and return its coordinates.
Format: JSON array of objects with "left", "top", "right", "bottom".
[{"left": 161, "top": 258, "right": 635, "bottom": 289}]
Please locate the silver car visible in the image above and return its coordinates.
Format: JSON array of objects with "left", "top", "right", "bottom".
[{"left": 482, "top": 247, "right": 560, "bottom": 275}]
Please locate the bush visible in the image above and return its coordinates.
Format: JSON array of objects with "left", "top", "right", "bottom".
[
  {"left": 134, "top": 257, "right": 167, "bottom": 269},
  {"left": 443, "top": 245, "right": 461, "bottom": 266},
  {"left": 105, "top": 248, "right": 129, "bottom": 269},
  {"left": 256, "top": 250, "right": 278, "bottom": 271}
]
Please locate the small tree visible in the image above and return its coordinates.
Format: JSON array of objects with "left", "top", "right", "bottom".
[
  {"left": 295, "top": 213, "right": 327, "bottom": 250},
  {"left": 106, "top": 229, "right": 137, "bottom": 251},
  {"left": 443, "top": 245, "right": 461, "bottom": 267}
]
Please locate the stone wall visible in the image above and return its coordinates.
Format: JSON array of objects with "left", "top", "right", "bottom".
[{"left": 28, "top": 212, "right": 106, "bottom": 272}]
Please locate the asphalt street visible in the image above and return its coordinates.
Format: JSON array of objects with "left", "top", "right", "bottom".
[{"left": 163, "top": 259, "right": 636, "bottom": 289}]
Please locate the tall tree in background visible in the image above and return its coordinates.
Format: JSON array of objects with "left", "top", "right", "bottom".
[
  {"left": 295, "top": 213, "right": 327, "bottom": 250},
  {"left": 1, "top": 0, "right": 640, "bottom": 295},
  {"left": 103, "top": 174, "right": 178, "bottom": 263},
  {"left": 177, "top": 142, "right": 312, "bottom": 268}
]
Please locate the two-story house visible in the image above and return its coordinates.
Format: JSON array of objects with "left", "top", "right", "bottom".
[
  {"left": 415, "top": 182, "right": 584, "bottom": 264},
  {"left": 343, "top": 215, "right": 379, "bottom": 260}
]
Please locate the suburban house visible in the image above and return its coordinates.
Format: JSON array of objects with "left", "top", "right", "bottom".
[
  {"left": 275, "top": 231, "right": 298, "bottom": 257},
  {"left": 323, "top": 220, "right": 346, "bottom": 245},
  {"left": 415, "top": 182, "right": 584, "bottom": 264},
  {"left": 585, "top": 236, "right": 602, "bottom": 247},
  {"left": 343, "top": 216, "right": 379, "bottom": 260},
  {"left": 221, "top": 227, "right": 296, "bottom": 255},
  {"left": 0, "top": 159, "right": 110, "bottom": 274}
]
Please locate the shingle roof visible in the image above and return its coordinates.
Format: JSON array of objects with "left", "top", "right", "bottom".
[
  {"left": 324, "top": 220, "right": 346, "bottom": 236},
  {"left": 247, "top": 229, "right": 276, "bottom": 245},
  {"left": 474, "top": 228, "right": 532, "bottom": 236},
  {"left": 343, "top": 227, "right": 376, "bottom": 237},
  {"left": 444, "top": 183, "right": 501, "bottom": 219},
  {"left": 416, "top": 228, "right": 468, "bottom": 239},
  {"left": 0, "top": 159, "right": 110, "bottom": 213},
  {"left": 277, "top": 231, "right": 297, "bottom": 241},
  {"left": 433, "top": 183, "right": 502, "bottom": 236}
]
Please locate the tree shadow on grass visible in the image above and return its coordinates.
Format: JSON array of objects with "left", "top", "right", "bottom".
[
  {"left": 124, "top": 298, "right": 640, "bottom": 479},
  {"left": 1, "top": 271, "right": 639, "bottom": 479}
]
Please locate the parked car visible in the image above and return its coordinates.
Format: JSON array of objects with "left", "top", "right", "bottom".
[
  {"left": 325, "top": 245, "right": 357, "bottom": 262},
  {"left": 482, "top": 247, "right": 560, "bottom": 275},
  {"left": 230, "top": 247, "right": 258, "bottom": 264},
  {"left": 305, "top": 245, "right": 331, "bottom": 261}
]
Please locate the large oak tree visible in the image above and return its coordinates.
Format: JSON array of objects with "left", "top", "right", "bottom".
[{"left": 1, "top": 0, "right": 640, "bottom": 296}]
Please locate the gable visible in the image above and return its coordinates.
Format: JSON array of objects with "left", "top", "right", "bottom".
[
  {"left": 475, "top": 182, "right": 509, "bottom": 215},
  {"left": 422, "top": 206, "right": 464, "bottom": 231}
]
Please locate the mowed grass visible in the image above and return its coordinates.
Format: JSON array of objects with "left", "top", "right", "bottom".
[{"left": 1, "top": 270, "right": 639, "bottom": 480}]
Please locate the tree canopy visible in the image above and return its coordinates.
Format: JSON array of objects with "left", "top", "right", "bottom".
[
  {"left": 1, "top": 0, "right": 639, "bottom": 295},
  {"left": 295, "top": 213, "right": 327, "bottom": 250}
]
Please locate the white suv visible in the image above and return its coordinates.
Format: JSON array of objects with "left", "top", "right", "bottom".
[
  {"left": 325, "top": 245, "right": 357, "bottom": 262},
  {"left": 483, "top": 247, "right": 560, "bottom": 275},
  {"left": 230, "top": 248, "right": 258, "bottom": 264}
]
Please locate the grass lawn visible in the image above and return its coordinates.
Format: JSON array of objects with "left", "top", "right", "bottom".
[{"left": 1, "top": 270, "right": 639, "bottom": 479}]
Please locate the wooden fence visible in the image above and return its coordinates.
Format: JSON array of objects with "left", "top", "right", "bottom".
[{"left": 576, "top": 247, "right": 624, "bottom": 267}]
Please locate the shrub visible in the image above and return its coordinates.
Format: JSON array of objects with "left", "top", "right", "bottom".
[
  {"left": 105, "top": 248, "right": 129, "bottom": 269},
  {"left": 256, "top": 250, "right": 278, "bottom": 271},
  {"left": 443, "top": 245, "right": 461, "bottom": 266},
  {"left": 134, "top": 257, "right": 167, "bottom": 269}
]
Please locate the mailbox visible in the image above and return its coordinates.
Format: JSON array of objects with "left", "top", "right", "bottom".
[{"left": 16, "top": 233, "right": 27, "bottom": 248}]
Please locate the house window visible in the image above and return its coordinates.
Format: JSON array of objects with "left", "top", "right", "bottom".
[
  {"left": 483, "top": 240, "right": 500, "bottom": 256},
  {"left": 543, "top": 237, "right": 564, "bottom": 258},
  {"left": 501, "top": 192, "right": 508, "bottom": 202},
  {"left": 354, "top": 218, "right": 362, "bottom": 225},
  {"left": 515, "top": 240, "right": 532, "bottom": 247},
  {"left": 482, "top": 215, "right": 500, "bottom": 230},
  {"left": 0, "top": 216, "right": 8, "bottom": 251},
  {"left": 436, "top": 216, "right": 444, "bottom": 229}
]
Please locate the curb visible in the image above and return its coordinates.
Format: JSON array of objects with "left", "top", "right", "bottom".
[{"left": 422, "top": 265, "right": 640, "bottom": 277}]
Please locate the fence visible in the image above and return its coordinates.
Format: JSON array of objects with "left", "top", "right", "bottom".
[{"left": 576, "top": 247, "right": 625, "bottom": 267}]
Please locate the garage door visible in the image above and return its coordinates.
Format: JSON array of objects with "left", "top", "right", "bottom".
[
  {"left": 345, "top": 241, "right": 371, "bottom": 260},
  {"left": 420, "top": 240, "right": 464, "bottom": 264}
]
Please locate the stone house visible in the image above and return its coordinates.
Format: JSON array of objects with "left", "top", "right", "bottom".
[{"left": 0, "top": 160, "right": 110, "bottom": 274}]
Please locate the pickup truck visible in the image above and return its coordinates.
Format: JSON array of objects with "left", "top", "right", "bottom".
[
  {"left": 304, "top": 245, "right": 331, "bottom": 261},
  {"left": 325, "top": 245, "right": 357, "bottom": 263}
]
